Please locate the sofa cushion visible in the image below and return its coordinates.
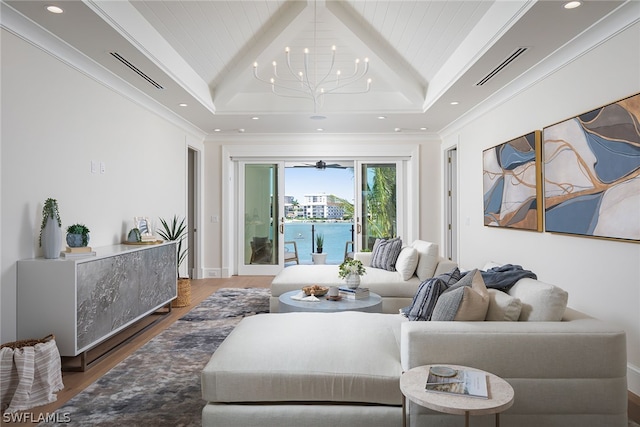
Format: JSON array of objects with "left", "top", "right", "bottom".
[
  {"left": 400, "top": 268, "right": 462, "bottom": 321},
  {"left": 411, "top": 240, "right": 439, "bottom": 281},
  {"left": 508, "top": 278, "right": 568, "bottom": 321},
  {"left": 486, "top": 289, "right": 522, "bottom": 321},
  {"left": 394, "top": 247, "right": 419, "bottom": 280},
  {"left": 202, "top": 312, "right": 405, "bottom": 405},
  {"left": 370, "top": 238, "right": 403, "bottom": 271},
  {"left": 431, "top": 270, "right": 489, "bottom": 321}
]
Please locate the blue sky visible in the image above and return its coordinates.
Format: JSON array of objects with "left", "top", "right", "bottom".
[{"left": 285, "top": 167, "right": 355, "bottom": 202}]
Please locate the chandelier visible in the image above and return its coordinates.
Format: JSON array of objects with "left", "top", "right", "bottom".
[{"left": 252, "top": 1, "right": 371, "bottom": 113}]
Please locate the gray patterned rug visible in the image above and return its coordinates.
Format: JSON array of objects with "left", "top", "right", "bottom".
[{"left": 42, "top": 287, "right": 270, "bottom": 426}]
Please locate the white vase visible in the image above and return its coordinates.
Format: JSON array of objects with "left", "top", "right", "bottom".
[
  {"left": 345, "top": 273, "right": 360, "bottom": 290},
  {"left": 41, "top": 217, "right": 62, "bottom": 259}
]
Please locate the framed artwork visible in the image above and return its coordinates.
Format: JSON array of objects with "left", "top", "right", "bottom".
[
  {"left": 543, "top": 93, "right": 640, "bottom": 242},
  {"left": 483, "top": 131, "right": 542, "bottom": 231}
]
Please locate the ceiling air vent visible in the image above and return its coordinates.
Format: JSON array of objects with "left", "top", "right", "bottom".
[
  {"left": 475, "top": 47, "right": 528, "bottom": 86},
  {"left": 110, "top": 52, "right": 164, "bottom": 90}
]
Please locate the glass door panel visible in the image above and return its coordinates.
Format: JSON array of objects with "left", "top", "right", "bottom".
[
  {"left": 359, "top": 163, "right": 397, "bottom": 250},
  {"left": 239, "top": 163, "right": 283, "bottom": 275}
]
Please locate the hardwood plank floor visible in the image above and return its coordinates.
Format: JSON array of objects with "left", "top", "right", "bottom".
[{"left": 3, "top": 276, "right": 639, "bottom": 425}]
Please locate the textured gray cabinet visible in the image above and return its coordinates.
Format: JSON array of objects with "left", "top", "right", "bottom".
[{"left": 17, "top": 242, "right": 177, "bottom": 357}]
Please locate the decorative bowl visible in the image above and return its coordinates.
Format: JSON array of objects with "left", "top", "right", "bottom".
[{"left": 302, "top": 285, "right": 329, "bottom": 297}]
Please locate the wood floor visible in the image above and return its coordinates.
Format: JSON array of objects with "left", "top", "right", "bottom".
[{"left": 3, "top": 275, "right": 639, "bottom": 425}]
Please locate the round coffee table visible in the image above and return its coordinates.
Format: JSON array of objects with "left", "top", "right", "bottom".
[
  {"left": 400, "top": 364, "right": 514, "bottom": 427},
  {"left": 278, "top": 289, "right": 382, "bottom": 313}
]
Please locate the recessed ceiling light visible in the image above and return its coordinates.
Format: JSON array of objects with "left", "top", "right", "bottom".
[
  {"left": 238, "top": 128, "right": 245, "bottom": 133},
  {"left": 394, "top": 128, "right": 402, "bottom": 132},
  {"left": 178, "top": 103, "right": 188, "bottom": 107},
  {"left": 46, "top": 5, "right": 64, "bottom": 13},
  {"left": 420, "top": 127, "right": 427, "bottom": 131},
  {"left": 316, "top": 128, "right": 324, "bottom": 132},
  {"left": 251, "top": 116, "right": 259, "bottom": 120},
  {"left": 564, "top": 1, "right": 581, "bottom": 9},
  {"left": 377, "top": 116, "right": 386, "bottom": 120},
  {"left": 450, "top": 101, "right": 459, "bottom": 105},
  {"left": 213, "top": 128, "right": 221, "bottom": 132}
]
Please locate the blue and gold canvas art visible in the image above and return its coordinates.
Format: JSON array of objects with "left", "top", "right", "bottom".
[
  {"left": 543, "top": 93, "right": 640, "bottom": 242},
  {"left": 483, "top": 131, "right": 542, "bottom": 231}
]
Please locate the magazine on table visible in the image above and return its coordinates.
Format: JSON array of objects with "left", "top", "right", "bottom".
[{"left": 425, "top": 366, "right": 488, "bottom": 399}]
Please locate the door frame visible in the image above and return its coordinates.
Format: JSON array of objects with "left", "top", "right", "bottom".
[{"left": 222, "top": 142, "right": 419, "bottom": 276}]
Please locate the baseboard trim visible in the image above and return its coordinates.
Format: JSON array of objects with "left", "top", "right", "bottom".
[{"left": 629, "top": 363, "right": 640, "bottom": 396}]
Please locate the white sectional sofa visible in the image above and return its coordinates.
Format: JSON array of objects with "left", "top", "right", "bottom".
[
  {"left": 270, "top": 240, "right": 457, "bottom": 314},
  {"left": 202, "top": 276, "right": 628, "bottom": 427}
]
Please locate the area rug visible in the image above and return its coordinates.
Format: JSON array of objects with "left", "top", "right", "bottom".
[{"left": 41, "top": 287, "right": 270, "bottom": 426}]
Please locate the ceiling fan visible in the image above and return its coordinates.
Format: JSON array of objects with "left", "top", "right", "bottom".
[{"left": 293, "top": 160, "right": 346, "bottom": 170}]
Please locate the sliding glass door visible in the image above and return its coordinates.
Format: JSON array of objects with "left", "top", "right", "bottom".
[
  {"left": 354, "top": 161, "right": 401, "bottom": 250},
  {"left": 238, "top": 162, "right": 284, "bottom": 275}
]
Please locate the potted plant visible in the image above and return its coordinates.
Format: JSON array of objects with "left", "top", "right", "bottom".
[
  {"left": 315, "top": 233, "right": 324, "bottom": 254},
  {"left": 338, "top": 258, "right": 366, "bottom": 289},
  {"left": 39, "top": 198, "right": 62, "bottom": 259},
  {"left": 157, "top": 215, "right": 190, "bottom": 307},
  {"left": 66, "top": 224, "right": 90, "bottom": 247}
]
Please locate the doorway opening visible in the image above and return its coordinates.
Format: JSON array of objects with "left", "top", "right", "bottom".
[{"left": 284, "top": 161, "right": 355, "bottom": 265}]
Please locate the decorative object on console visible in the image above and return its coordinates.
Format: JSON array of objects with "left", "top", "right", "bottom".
[
  {"left": 127, "top": 227, "right": 142, "bottom": 243},
  {"left": 39, "top": 197, "right": 62, "bottom": 259},
  {"left": 483, "top": 131, "right": 542, "bottom": 231},
  {"left": 134, "top": 216, "right": 155, "bottom": 242},
  {"left": 338, "top": 258, "right": 365, "bottom": 289},
  {"left": 543, "top": 92, "right": 640, "bottom": 242},
  {"left": 66, "top": 223, "right": 90, "bottom": 248},
  {"left": 158, "top": 215, "right": 190, "bottom": 307}
]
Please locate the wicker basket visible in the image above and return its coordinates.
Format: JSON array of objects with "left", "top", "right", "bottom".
[
  {"left": 172, "top": 278, "right": 191, "bottom": 308},
  {"left": 1, "top": 334, "right": 55, "bottom": 350}
]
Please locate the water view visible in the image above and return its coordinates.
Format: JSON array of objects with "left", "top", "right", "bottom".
[{"left": 284, "top": 222, "right": 355, "bottom": 265}]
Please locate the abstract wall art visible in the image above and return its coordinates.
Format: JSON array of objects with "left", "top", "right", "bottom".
[
  {"left": 483, "top": 131, "right": 542, "bottom": 231},
  {"left": 543, "top": 93, "right": 640, "bottom": 242}
]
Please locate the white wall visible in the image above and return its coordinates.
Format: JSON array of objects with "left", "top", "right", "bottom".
[
  {"left": 442, "top": 22, "right": 640, "bottom": 394},
  {"left": 0, "top": 30, "right": 192, "bottom": 342}
]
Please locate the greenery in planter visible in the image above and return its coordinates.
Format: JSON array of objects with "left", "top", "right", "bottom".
[
  {"left": 39, "top": 198, "right": 61, "bottom": 247},
  {"left": 66, "top": 224, "right": 90, "bottom": 246},
  {"left": 157, "top": 215, "right": 188, "bottom": 278},
  {"left": 315, "top": 233, "right": 324, "bottom": 253},
  {"left": 338, "top": 258, "right": 366, "bottom": 279}
]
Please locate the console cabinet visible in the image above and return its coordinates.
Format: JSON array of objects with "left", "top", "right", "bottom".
[{"left": 17, "top": 242, "right": 177, "bottom": 357}]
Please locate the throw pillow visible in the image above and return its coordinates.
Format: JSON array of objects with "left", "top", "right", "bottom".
[
  {"left": 395, "top": 247, "right": 419, "bottom": 280},
  {"left": 486, "top": 289, "right": 522, "bottom": 321},
  {"left": 431, "top": 270, "right": 490, "bottom": 321},
  {"left": 400, "top": 267, "right": 462, "bottom": 321},
  {"left": 411, "top": 240, "right": 439, "bottom": 281},
  {"left": 370, "top": 237, "right": 403, "bottom": 271},
  {"left": 507, "top": 278, "right": 568, "bottom": 321}
]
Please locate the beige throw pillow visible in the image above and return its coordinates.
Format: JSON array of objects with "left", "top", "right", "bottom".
[
  {"left": 395, "top": 246, "right": 419, "bottom": 281},
  {"left": 508, "top": 278, "right": 568, "bottom": 321},
  {"left": 486, "top": 289, "right": 522, "bottom": 321},
  {"left": 411, "top": 240, "right": 439, "bottom": 281}
]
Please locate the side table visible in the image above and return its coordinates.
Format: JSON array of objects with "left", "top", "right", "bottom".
[{"left": 400, "top": 364, "right": 514, "bottom": 427}]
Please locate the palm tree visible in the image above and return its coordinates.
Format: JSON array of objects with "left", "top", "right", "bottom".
[{"left": 366, "top": 165, "right": 396, "bottom": 240}]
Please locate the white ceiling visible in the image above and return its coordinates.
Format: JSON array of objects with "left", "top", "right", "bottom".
[{"left": 2, "top": 0, "right": 629, "bottom": 136}]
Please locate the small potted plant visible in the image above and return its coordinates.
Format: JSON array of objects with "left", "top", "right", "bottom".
[
  {"left": 315, "top": 233, "right": 324, "bottom": 254},
  {"left": 157, "top": 215, "right": 190, "bottom": 307},
  {"left": 66, "top": 224, "right": 90, "bottom": 247},
  {"left": 338, "top": 258, "right": 366, "bottom": 289}
]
